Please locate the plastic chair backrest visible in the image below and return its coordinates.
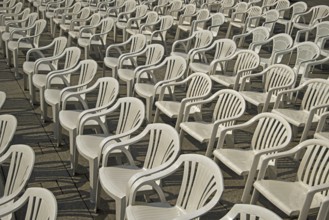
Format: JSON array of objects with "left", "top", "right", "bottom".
[
  {"left": 186, "top": 72, "right": 212, "bottom": 100},
  {"left": 213, "top": 38, "right": 237, "bottom": 60},
  {"left": 114, "top": 97, "right": 145, "bottom": 136},
  {"left": 195, "top": 9, "right": 209, "bottom": 29},
  {"left": 0, "top": 187, "right": 57, "bottom": 220},
  {"left": 249, "top": 26, "right": 270, "bottom": 52},
  {"left": 275, "top": 0, "right": 290, "bottom": 18},
  {"left": 144, "top": 44, "right": 165, "bottom": 66},
  {"left": 1, "top": 145, "right": 35, "bottom": 203},
  {"left": 99, "top": 17, "right": 114, "bottom": 43},
  {"left": 129, "top": 34, "right": 147, "bottom": 53},
  {"left": 209, "top": 13, "right": 225, "bottom": 36},
  {"left": 233, "top": 50, "right": 260, "bottom": 77},
  {"left": 31, "top": 19, "right": 47, "bottom": 47},
  {"left": 76, "top": 59, "right": 98, "bottom": 92},
  {"left": 270, "top": 33, "right": 293, "bottom": 63},
  {"left": 251, "top": 113, "right": 292, "bottom": 152},
  {"left": 300, "top": 79, "right": 329, "bottom": 116},
  {"left": 0, "top": 115, "right": 17, "bottom": 156},
  {"left": 51, "top": 37, "right": 68, "bottom": 68},
  {"left": 294, "top": 42, "right": 320, "bottom": 69},
  {"left": 220, "top": 204, "right": 283, "bottom": 220},
  {"left": 263, "top": 64, "right": 296, "bottom": 95},
  {"left": 212, "top": 89, "right": 246, "bottom": 127},
  {"left": 192, "top": 30, "right": 213, "bottom": 51}
]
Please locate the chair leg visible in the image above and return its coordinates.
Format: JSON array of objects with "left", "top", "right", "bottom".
[
  {"left": 28, "top": 74, "right": 35, "bottom": 104},
  {"left": 154, "top": 107, "right": 160, "bottom": 123},
  {"left": 89, "top": 158, "right": 99, "bottom": 203},
  {"left": 39, "top": 86, "right": 47, "bottom": 123},
  {"left": 115, "top": 197, "right": 126, "bottom": 220},
  {"left": 70, "top": 129, "right": 78, "bottom": 175},
  {"left": 250, "top": 188, "right": 260, "bottom": 204},
  {"left": 145, "top": 97, "right": 153, "bottom": 123},
  {"left": 84, "top": 47, "right": 88, "bottom": 60},
  {"left": 126, "top": 80, "right": 133, "bottom": 97},
  {"left": 52, "top": 103, "right": 61, "bottom": 145},
  {"left": 13, "top": 50, "right": 19, "bottom": 78}
]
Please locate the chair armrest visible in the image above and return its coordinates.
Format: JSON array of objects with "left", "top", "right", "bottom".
[{"left": 315, "top": 112, "right": 329, "bottom": 133}]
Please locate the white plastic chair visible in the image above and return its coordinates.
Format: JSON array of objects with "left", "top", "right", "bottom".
[
  {"left": 251, "top": 139, "right": 329, "bottom": 220},
  {"left": 272, "top": 79, "right": 329, "bottom": 142},
  {"left": 117, "top": 44, "right": 165, "bottom": 97},
  {"left": 125, "top": 11, "right": 159, "bottom": 38},
  {"left": 214, "top": 112, "right": 292, "bottom": 203},
  {"left": 180, "top": 89, "right": 246, "bottom": 157},
  {"left": 0, "top": 2, "right": 23, "bottom": 26},
  {"left": 0, "top": 145, "right": 35, "bottom": 207},
  {"left": 134, "top": 55, "right": 187, "bottom": 122},
  {"left": 239, "top": 64, "right": 296, "bottom": 112},
  {"left": 0, "top": 188, "right": 57, "bottom": 220},
  {"left": 59, "top": 77, "right": 119, "bottom": 172},
  {"left": 78, "top": 17, "right": 114, "bottom": 59},
  {"left": 154, "top": 72, "right": 212, "bottom": 131},
  {"left": 189, "top": 38, "right": 236, "bottom": 75},
  {"left": 220, "top": 204, "right": 283, "bottom": 220},
  {"left": 1, "top": 12, "right": 38, "bottom": 58},
  {"left": 44, "top": 59, "right": 98, "bottom": 144},
  {"left": 172, "top": 3, "right": 196, "bottom": 27},
  {"left": 52, "top": 2, "right": 82, "bottom": 37},
  {"left": 126, "top": 154, "right": 224, "bottom": 220},
  {"left": 175, "top": 8, "right": 209, "bottom": 40},
  {"left": 276, "top": 1, "right": 307, "bottom": 34},
  {"left": 295, "top": 21, "right": 329, "bottom": 57},
  {"left": 272, "top": 42, "right": 320, "bottom": 86},
  {"left": 139, "top": 15, "right": 173, "bottom": 52},
  {"left": 98, "top": 123, "right": 180, "bottom": 220},
  {"left": 103, "top": 34, "right": 147, "bottom": 78},
  {"left": 7, "top": 19, "right": 47, "bottom": 78},
  {"left": 45, "top": 0, "right": 74, "bottom": 35},
  {"left": 210, "top": 50, "right": 260, "bottom": 90},
  {"left": 232, "top": 26, "right": 270, "bottom": 52},
  {"left": 171, "top": 30, "right": 213, "bottom": 77},
  {"left": 67, "top": 12, "right": 101, "bottom": 46},
  {"left": 0, "top": 114, "right": 17, "bottom": 156},
  {"left": 0, "top": 8, "right": 30, "bottom": 36},
  {"left": 59, "top": 7, "right": 91, "bottom": 36},
  {"left": 76, "top": 97, "right": 145, "bottom": 202},
  {"left": 226, "top": 6, "right": 262, "bottom": 38},
  {"left": 114, "top": 4, "right": 148, "bottom": 42},
  {"left": 224, "top": 1, "right": 248, "bottom": 23},
  {"left": 290, "top": 5, "right": 329, "bottom": 40},
  {"left": 22, "top": 36, "right": 68, "bottom": 104},
  {"left": 0, "top": 91, "right": 6, "bottom": 110},
  {"left": 33, "top": 47, "right": 81, "bottom": 122},
  {"left": 251, "top": 33, "right": 293, "bottom": 69},
  {"left": 242, "top": 9, "right": 280, "bottom": 36}
]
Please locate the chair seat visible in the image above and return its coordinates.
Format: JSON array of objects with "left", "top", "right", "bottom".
[
  {"left": 155, "top": 101, "right": 200, "bottom": 118},
  {"left": 46, "top": 12, "right": 55, "bottom": 18},
  {"left": 134, "top": 83, "right": 157, "bottom": 98},
  {"left": 32, "top": 74, "right": 66, "bottom": 89},
  {"left": 78, "top": 38, "right": 103, "bottom": 47},
  {"left": 76, "top": 134, "right": 108, "bottom": 159},
  {"left": 213, "top": 148, "right": 257, "bottom": 175},
  {"left": 68, "top": 31, "right": 91, "bottom": 40},
  {"left": 272, "top": 109, "right": 319, "bottom": 127},
  {"left": 59, "top": 110, "right": 100, "bottom": 131},
  {"left": 126, "top": 203, "right": 184, "bottom": 220},
  {"left": 60, "top": 24, "right": 79, "bottom": 32},
  {"left": 23, "top": 62, "right": 53, "bottom": 75},
  {"left": 126, "top": 29, "right": 152, "bottom": 36},
  {"left": 99, "top": 165, "right": 146, "bottom": 199},
  {"left": 180, "top": 122, "right": 220, "bottom": 143},
  {"left": 8, "top": 41, "right": 33, "bottom": 51},
  {"left": 117, "top": 69, "right": 134, "bottom": 82},
  {"left": 2, "top": 32, "right": 24, "bottom": 42},
  {"left": 229, "top": 21, "right": 244, "bottom": 28},
  {"left": 293, "top": 22, "right": 311, "bottom": 30},
  {"left": 210, "top": 74, "right": 237, "bottom": 87},
  {"left": 177, "top": 24, "right": 192, "bottom": 32},
  {"left": 76, "top": 134, "right": 121, "bottom": 160},
  {"left": 240, "top": 91, "right": 276, "bottom": 107},
  {"left": 44, "top": 89, "right": 61, "bottom": 105},
  {"left": 170, "top": 52, "right": 188, "bottom": 60},
  {"left": 277, "top": 18, "right": 289, "bottom": 25},
  {"left": 253, "top": 180, "right": 323, "bottom": 216},
  {"left": 190, "top": 62, "right": 222, "bottom": 73},
  {"left": 314, "top": 131, "right": 329, "bottom": 141}
]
